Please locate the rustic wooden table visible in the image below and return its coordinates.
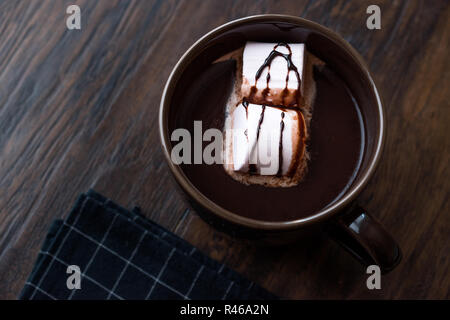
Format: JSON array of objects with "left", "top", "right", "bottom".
[{"left": 0, "top": 0, "right": 448, "bottom": 299}]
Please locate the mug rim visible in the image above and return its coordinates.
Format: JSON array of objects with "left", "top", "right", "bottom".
[{"left": 159, "top": 14, "right": 385, "bottom": 231}]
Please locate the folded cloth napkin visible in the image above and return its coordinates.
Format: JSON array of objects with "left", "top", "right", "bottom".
[{"left": 19, "top": 190, "right": 276, "bottom": 300}]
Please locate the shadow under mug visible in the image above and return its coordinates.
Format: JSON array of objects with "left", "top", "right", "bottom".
[{"left": 159, "top": 15, "right": 401, "bottom": 273}]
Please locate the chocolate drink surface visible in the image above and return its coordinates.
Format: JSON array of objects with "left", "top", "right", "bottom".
[{"left": 174, "top": 60, "right": 364, "bottom": 222}]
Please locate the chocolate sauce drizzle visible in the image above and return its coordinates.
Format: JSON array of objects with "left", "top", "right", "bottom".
[
  {"left": 242, "top": 99, "right": 249, "bottom": 118},
  {"left": 249, "top": 43, "right": 302, "bottom": 106},
  {"left": 277, "top": 112, "right": 285, "bottom": 176},
  {"left": 256, "top": 105, "right": 266, "bottom": 140},
  {"left": 248, "top": 105, "right": 266, "bottom": 174}
]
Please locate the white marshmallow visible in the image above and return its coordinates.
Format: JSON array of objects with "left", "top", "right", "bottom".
[{"left": 231, "top": 102, "right": 300, "bottom": 176}]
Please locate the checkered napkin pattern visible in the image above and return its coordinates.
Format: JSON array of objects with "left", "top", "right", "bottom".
[{"left": 19, "top": 190, "right": 276, "bottom": 300}]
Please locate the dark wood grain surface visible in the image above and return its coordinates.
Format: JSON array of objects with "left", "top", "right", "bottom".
[{"left": 0, "top": 0, "right": 448, "bottom": 299}]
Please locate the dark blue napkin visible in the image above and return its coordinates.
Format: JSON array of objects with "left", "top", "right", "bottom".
[{"left": 19, "top": 190, "right": 276, "bottom": 300}]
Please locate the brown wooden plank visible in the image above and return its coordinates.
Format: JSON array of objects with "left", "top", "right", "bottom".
[{"left": 0, "top": 0, "right": 187, "bottom": 299}]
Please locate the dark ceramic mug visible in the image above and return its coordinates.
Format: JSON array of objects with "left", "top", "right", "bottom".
[{"left": 159, "top": 15, "right": 401, "bottom": 273}]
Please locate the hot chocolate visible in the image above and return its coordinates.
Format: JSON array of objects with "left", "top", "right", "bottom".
[{"left": 174, "top": 55, "right": 364, "bottom": 221}]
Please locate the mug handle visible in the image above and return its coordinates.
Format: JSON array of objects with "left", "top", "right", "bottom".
[{"left": 326, "top": 204, "right": 402, "bottom": 273}]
